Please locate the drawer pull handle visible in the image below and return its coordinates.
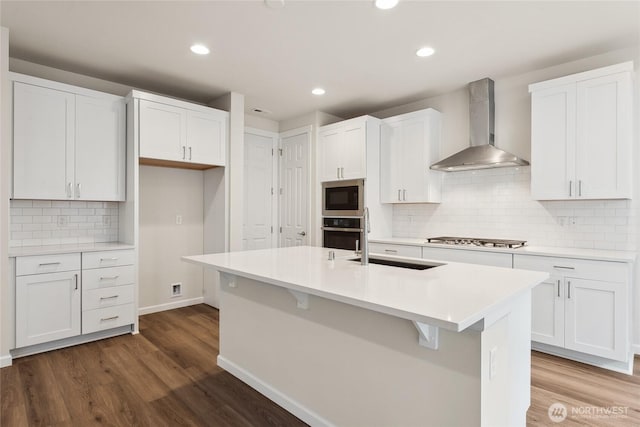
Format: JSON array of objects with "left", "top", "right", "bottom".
[
  {"left": 100, "top": 316, "right": 119, "bottom": 322},
  {"left": 384, "top": 249, "right": 398, "bottom": 253},
  {"left": 38, "top": 262, "right": 61, "bottom": 266},
  {"left": 100, "top": 275, "right": 120, "bottom": 280},
  {"left": 100, "top": 295, "right": 119, "bottom": 301},
  {"left": 553, "top": 265, "right": 575, "bottom": 270},
  {"left": 100, "top": 257, "right": 119, "bottom": 262}
]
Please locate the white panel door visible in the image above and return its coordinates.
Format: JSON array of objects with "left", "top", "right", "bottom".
[
  {"left": 280, "top": 131, "right": 309, "bottom": 247},
  {"left": 564, "top": 278, "right": 627, "bottom": 361},
  {"left": 243, "top": 131, "right": 275, "bottom": 250},
  {"left": 530, "top": 84, "right": 576, "bottom": 200},
  {"left": 139, "top": 100, "right": 185, "bottom": 161},
  {"left": 75, "top": 95, "right": 126, "bottom": 201},
  {"left": 531, "top": 278, "right": 565, "bottom": 346},
  {"left": 13, "top": 82, "right": 75, "bottom": 200},
  {"left": 187, "top": 109, "right": 226, "bottom": 166},
  {"left": 575, "top": 72, "right": 632, "bottom": 199},
  {"left": 16, "top": 271, "right": 81, "bottom": 347}
]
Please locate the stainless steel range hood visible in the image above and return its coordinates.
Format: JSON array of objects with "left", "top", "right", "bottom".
[{"left": 430, "top": 78, "right": 529, "bottom": 171}]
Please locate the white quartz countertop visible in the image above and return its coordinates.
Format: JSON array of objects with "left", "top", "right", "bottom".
[
  {"left": 183, "top": 246, "right": 548, "bottom": 332},
  {"left": 370, "top": 238, "right": 637, "bottom": 263},
  {"left": 9, "top": 242, "right": 135, "bottom": 257}
]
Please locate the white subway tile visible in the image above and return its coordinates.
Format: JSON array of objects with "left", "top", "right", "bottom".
[
  {"left": 22, "top": 208, "right": 43, "bottom": 216},
  {"left": 33, "top": 216, "right": 53, "bottom": 224},
  {"left": 60, "top": 208, "right": 78, "bottom": 215},
  {"left": 52, "top": 201, "right": 70, "bottom": 208},
  {"left": 32, "top": 200, "right": 52, "bottom": 208},
  {"left": 10, "top": 200, "right": 33, "bottom": 208},
  {"left": 42, "top": 208, "right": 61, "bottom": 216},
  {"left": 21, "top": 224, "right": 42, "bottom": 232},
  {"left": 10, "top": 208, "right": 22, "bottom": 216}
]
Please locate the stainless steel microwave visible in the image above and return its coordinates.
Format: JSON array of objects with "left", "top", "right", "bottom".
[{"left": 322, "top": 179, "right": 364, "bottom": 217}]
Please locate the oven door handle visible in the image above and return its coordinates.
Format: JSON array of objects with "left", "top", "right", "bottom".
[{"left": 322, "top": 227, "right": 363, "bottom": 232}]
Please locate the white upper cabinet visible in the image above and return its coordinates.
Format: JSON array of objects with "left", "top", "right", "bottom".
[
  {"left": 75, "top": 95, "right": 126, "bottom": 201},
  {"left": 137, "top": 93, "right": 227, "bottom": 168},
  {"left": 380, "top": 109, "right": 442, "bottom": 203},
  {"left": 12, "top": 75, "right": 126, "bottom": 201},
  {"left": 318, "top": 116, "right": 369, "bottom": 181},
  {"left": 13, "top": 81, "right": 75, "bottom": 200},
  {"left": 529, "top": 62, "right": 633, "bottom": 200}
]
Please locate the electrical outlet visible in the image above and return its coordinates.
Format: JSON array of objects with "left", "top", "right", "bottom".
[
  {"left": 176, "top": 214, "right": 183, "bottom": 225},
  {"left": 171, "top": 282, "right": 182, "bottom": 298},
  {"left": 489, "top": 347, "right": 498, "bottom": 380},
  {"left": 57, "top": 216, "right": 68, "bottom": 226}
]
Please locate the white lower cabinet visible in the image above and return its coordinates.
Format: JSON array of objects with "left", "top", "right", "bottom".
[
  {"left": 16, "top": 269, "right": 81, "bottom": 347},
  {"left": 422, "top": 246, "right": 513, "bottom": 268},
  {"left": 15, "top": 249, "right": 136, "bottom": 350},
  {"left": 514, "top": 254, "right": 630, "bottom": 362},
  {"left": 369, "top": 242, "right": 422, "bottom": 258},
  {"left": 81, "top": 250, "right": 135, "bottom": 335}
]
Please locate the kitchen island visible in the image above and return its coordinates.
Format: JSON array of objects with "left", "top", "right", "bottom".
[{"left": 183, "top": 246, "right": 548, "bottom": 427}]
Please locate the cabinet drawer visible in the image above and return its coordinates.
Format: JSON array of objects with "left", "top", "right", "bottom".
[
  {"left": 83, "top": 285, "right": 134, "bottom": 311},
  {"left": 82, "top": 249, "right": 134, "bottom": 269},
  {"left": 16, "top": 253, "right": 81, "bottom": 276},
  {"left": 513, "top": 255, "right": 628, "bottom": 283},
  {"left": 422, "top": 247, "right": 512, "bottom": 268},
  {"left": 369, "top": 243, "right": 422, "bottom": 258},
  {"left": 82, "top": 303, "right": 134, "bottom": 334},
  {"left": 82, "top": 265, "right": 135, "bottom": 290}
]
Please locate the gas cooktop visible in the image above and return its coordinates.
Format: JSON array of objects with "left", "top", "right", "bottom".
[{"left": 426, "top": 236, "right": 527, "bottom": 249}]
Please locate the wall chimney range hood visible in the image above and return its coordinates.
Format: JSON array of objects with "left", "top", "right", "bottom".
[{"left": 430, "top": 78, "right": 529, "bottom": 172}]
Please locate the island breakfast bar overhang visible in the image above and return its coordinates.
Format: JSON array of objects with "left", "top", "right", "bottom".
[{"left": 183, "top": 246, "right": 548, "bottom": 427}]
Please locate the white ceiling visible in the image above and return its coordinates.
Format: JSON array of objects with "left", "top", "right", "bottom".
[{"left": 1, "top": 1, "right": 639, "bottom": 121}]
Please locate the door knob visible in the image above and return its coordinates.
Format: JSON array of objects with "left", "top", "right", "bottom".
[{"left": 298, "top": 231, "right": 306, "bottom": 236}]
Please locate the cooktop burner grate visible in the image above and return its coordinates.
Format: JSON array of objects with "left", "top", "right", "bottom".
[{"left": 426, "top": 236, "right": 527, "bottom": 249}]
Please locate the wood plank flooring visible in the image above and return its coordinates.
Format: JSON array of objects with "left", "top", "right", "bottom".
[{"left": 1, "top": 304, "right": 638, "bottom": 426}]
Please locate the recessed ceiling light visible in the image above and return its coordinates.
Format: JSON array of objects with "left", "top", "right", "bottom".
[
  {"left": 312, "top": 88, "right": 326, "bottom": 96},
  {"left": 416, "top": 46, "right": 435, "bottom": 57},
  {"left": 190, "top": 44, "right": 210, "bottom": 55},
  {"left": 375, "top": 0, "right": 399, "bottom": 10}
]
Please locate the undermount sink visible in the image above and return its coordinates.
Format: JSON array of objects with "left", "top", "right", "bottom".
[{"left": 350, "top": 256, "right": 443, "bottom": 270}]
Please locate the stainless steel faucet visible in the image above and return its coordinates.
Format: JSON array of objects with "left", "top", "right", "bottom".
[{"left": 361, "top": 207, "right": 370, "bottom": 266}]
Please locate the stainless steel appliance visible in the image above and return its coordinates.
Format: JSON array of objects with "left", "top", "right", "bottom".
[
  {"left": 322, "top": 179, "right": 364, "bottom": 217},
  {"left": 322, "top": 217, "right": 362, "bottom": 250},
  {"left": 426, "top": 236, "right": 527, "bottom": 249}
]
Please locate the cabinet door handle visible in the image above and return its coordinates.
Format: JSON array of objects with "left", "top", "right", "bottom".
[
  {"left": 337, "top": 167, "right": 340, "bottom": 179},
  {"left": 567, "top": 281, "right": 571, "bottom": 299},
  {"left": 100, "top": 316, "right": 119, "bottom": 322},
  {"left": 74, "top": 273, "right": 78, "bottom": 290},
  {"left": 557, "top": 279, "right": 560, "bottom": 297},
  {"left": 38, "top": 262, "right": 61, "bottom": 267},
  {"left": 189, "top": 146, "right": 192, "bottom": 161},
  {"left": 578, "top": 180, "right": 582, "bottom": 197},
  {"left": 398, "top": 189, "right": 401, "bottom": 201},
  {"left": 341, "top": 167, "right": 345, "bottom": 179},
  {"left": 569, "top": 180, "right": 573, "bottom": 197},
  {"left": 67, "top": 182, "right": 73, "bottom": 198},
  {"left": 100, "top": 275, "right": 120, "bottom": 281},
  {"left": 182, "top": 146, "right": 186, "bottom": 160},
  {"left": 100, "top": 295, "right": 119, "bottom": 301},
  {"left": 553, "top": 265, "right": 575, "bottom": 270},
  {"left": 76, "top": 183, "right": 81, "bottom": 198},
  {"left": 403, "top": 189, "right": 407, "bottom": 201}
]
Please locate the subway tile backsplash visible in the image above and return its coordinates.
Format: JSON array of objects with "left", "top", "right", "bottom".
[
  {"left": 9, "top": 200, "right": 119, "bottom": 247},
  {"left": 393, "top": 167, "right": 638, "bottom": 251}
]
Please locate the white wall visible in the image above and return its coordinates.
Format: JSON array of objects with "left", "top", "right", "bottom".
[
  {"left": 245, "top": 113, "right": 279, "bottom": 133},
  {"left": 138, "top": 165, "right": 204, "bottom": 312},
  {"left": 1, "top": 27, "right": 11, "bottom": 365}
]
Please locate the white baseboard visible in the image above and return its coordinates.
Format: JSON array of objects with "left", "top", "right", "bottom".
[
  {"left": 0, "top": 354, "right": 12, "bottom": 368},
  {"left": 532, "top": 342, "right": 634, "bottom": 375},
  {"left": 217, "top": 355, "right": 334, "bottom": 427},
  {"left": 632, "top": 343, "right": 640, "bottom": 356},
  {"left": 138, "top": 297, "right": 204, "bottom": 316}
]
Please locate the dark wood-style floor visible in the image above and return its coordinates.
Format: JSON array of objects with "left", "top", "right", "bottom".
[{"left": 1, "top": 304, "right": 638, "bottom": 426}]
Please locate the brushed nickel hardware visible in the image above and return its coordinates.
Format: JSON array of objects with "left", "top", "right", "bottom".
[
  {"left": 297, "top": 231, "right": 306, "bottom": 236},
  {"left": 189, "top": 146, "right": 192, "bottom": 160},
  {"left": 567, "top": 281, "right": 571, "bottom": 299},
  {"left": 403, "top": 189, "right": 407, "bottom": 201},
  {"left": 569, "top": 180, "right": 573, "bottom": 197},
  {"left": 384, "top": 249, "right": 398, "bottom": 254},
  {"left": 182, "top": 146, "right": 186, "bottom": 160},
  {"left": 579, "top": 180, "right": 582, "bottom": 196},
  {"left": 76, "top": 183, "right": 81, "bottom": 198},
  {"left": 398, "top": 189, "right": 401, "bottom": 201},
  {"left": 557, "top": 279, "right": 561, "bottom": 297},
  {"left": 100, "top": 257, "right": 119, "bottom": 262},
  {"left": 74, "top": 274, "right": 78, "bottom": 290},
  {"left": 38, "top": 262, "right": 61, "bottom": 266},
  {"left": 100, "top": 316, "right": 119, "bottom": 322},
  {"left": 553, "top": 265, "right": 575, "bottom": 270},
  {"left": 100, "top": 295, "right": 119, "bottom": 300},
  {"left": 99, "top": 275, "right": 120, "bottom": 280}
]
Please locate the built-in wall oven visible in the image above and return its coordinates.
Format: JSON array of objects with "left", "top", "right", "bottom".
[
  {"left": 322, "top": 217, "right": 362, "bottom": 251},
  {"left": 322, "top": 179, "right": 364, "bottom": 217}
]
